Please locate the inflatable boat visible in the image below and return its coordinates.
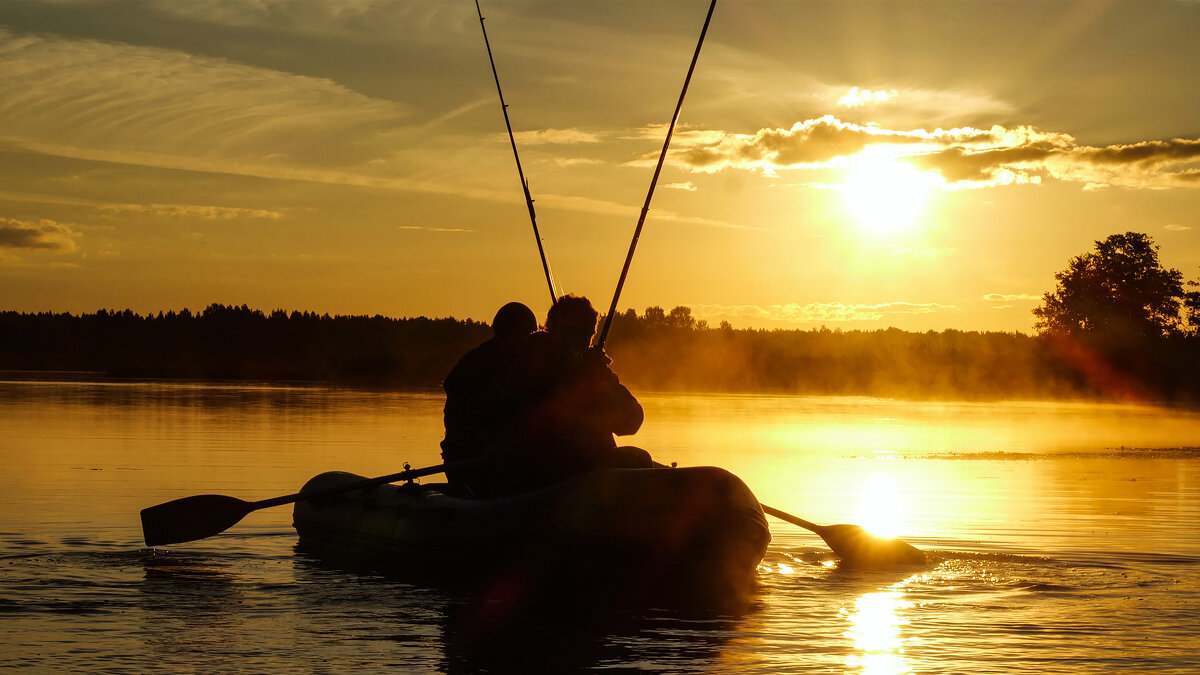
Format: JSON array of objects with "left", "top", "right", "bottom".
[{"left": 292, "top": 466, "right": 770, "bottom": 602}]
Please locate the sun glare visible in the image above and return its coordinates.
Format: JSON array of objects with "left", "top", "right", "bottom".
[
  {"left": 854, "top": 472, "right": 906, "bottom": 538},
  {"left": 841, "top": 152, "right": 934, "bottom": 235}
]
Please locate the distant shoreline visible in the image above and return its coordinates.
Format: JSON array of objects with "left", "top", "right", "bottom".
[{"left": 4, "top": 305, "right": 1199, "bottom": 406}]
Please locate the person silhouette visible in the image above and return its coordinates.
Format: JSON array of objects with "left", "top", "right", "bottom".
[
  {"left": 498, "top": 295, "right": 652, "bottom": 493},
  {"left": 440, "top": 302, "right": 538, "bottom": 495}
]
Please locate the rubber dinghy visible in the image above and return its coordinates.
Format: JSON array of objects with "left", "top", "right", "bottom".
[{"left": 293, "top": 466, "right": 770, "bottom": 602}]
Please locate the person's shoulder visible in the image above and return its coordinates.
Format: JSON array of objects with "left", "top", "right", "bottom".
[{"left": 519, "top": 331, "right": 555, "bottom": 356}]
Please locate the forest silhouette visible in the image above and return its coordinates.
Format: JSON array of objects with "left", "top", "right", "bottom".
[
  {"left": 5, "top": 232, "right": 1198, "bottom": 403},
  {"left": 3, "top": 301, "right": 1198, "bottom": 403}
]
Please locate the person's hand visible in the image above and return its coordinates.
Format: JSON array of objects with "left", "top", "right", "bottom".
[{"left": 584, "top": 346, "right": 613, "bottom": 367}]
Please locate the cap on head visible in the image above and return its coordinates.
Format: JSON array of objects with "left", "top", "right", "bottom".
[{"left": 492, "top": 302, "right": 537, "bottom": 338}]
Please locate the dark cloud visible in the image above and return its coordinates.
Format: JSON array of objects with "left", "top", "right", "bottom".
[
  {"left": 912, "top": 144, "right": 1059, "bottom": 183},
  {"left": 0, "top": 218, "right": 78, "bottom": 252},
  {"left": 1080, "top": 138, "right": 1200, "bottom": 166}
]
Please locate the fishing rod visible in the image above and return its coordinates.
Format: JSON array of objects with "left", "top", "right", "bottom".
[
  {"left": 475, "top": 0, "right": 559, "bottom": 306},
  {"left": 595, "top": 0, "right": 717, "bottom": 349}
]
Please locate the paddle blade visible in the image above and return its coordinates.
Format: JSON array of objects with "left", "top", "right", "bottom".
[
  {"left": 815, "top": 523, "right": 926, "bottom": 570},
  {"left": 140, "top": 494, "right": 254, "bottom": 547}
]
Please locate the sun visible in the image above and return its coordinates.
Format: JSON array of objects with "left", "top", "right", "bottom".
[
  {"left": 854, "top": 472, "right": 906, "bottom": 538},
  {"left": 841, "top": 151, "right": 934, "bottom": 235}
]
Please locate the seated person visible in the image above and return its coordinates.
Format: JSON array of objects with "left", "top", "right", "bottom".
[
  {"left": 440, "top": 302, "right": 537, "bottom": 496},
  {"left": 498, "top": 295, "right": 652, "bottom": 493}
]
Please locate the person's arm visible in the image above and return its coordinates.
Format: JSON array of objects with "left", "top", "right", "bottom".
[
  {"left": 607, "top": 382, "right": 643, "bottom": 436},
  {"left": 582, "top": 350, "right": 643, "bottom": 436}
]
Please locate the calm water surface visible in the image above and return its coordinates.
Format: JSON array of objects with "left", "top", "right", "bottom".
[{"left": 2, "top": 380, "right": 1198, "bottom": 673}]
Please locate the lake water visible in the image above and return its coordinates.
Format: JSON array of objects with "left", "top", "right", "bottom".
[{"left": 2, "top": 379, "right": 1199, "bottom": 673}]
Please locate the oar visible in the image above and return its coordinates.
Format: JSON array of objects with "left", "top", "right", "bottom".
[
  {"left": 760, "top": 504, "right": 926, "bottom": 570},
  {"left": 139, "top": 461, "right": 472, "bottom": 547}
]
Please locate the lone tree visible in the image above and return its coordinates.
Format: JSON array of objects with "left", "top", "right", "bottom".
[{"left": 1033, "top": 232, "right": 1188, "bottom": 340}]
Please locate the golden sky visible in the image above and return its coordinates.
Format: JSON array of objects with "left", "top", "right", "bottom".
[{"left": 1, "top": 0, "right": 1198, "bottom": 332}]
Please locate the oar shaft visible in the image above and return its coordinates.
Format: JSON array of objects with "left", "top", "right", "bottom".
[
  {"left": 251, "top": 460, "right": 477, "bottom": 511},
  {"left": 760, "top": 504, "right": 820, "bottom": 533}
]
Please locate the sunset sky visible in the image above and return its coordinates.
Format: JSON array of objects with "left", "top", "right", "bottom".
[{"left": 2, "top": 0, "right": 1198, "bottom": 332}]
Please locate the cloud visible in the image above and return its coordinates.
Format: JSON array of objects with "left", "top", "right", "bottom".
[
  {"left": 512, "top": 128, "right": 601, "bottom": 145},
  {"left": 0, "top": 28, "right": 407, "bottom": 169},
  {"left": 0, "top": 217, "right": 79, "bottom": 252},
  {"left": 656, "top": 114, "right": 1200, "bottom": 190},
  {"left": 653, "top": 115, "right": 999, "bottom": 174},
  {"left": 146, "top": 1, "right": 455, "bottom": 41},
  {"left": 397, "top": 225, "right": 473, "bottom": 233},
  {"left": 1164, "top": 224, "right": 1192, "bottom": 232},
  {"left": 0, "top": 31, "right": 739, "bottom": 232},
  {"left": 837, "top": 87, "right": 897, "bottom": 108},
  {"left": 100, "top": 204, "right": 284, "bottom": 219},
  {"left": 0, "top": 190, "right": 283, "bottom": 220},
  {"left": 982, "top": 293, "right": 1041, "bottom": 302},
  {"left": 692, "top": 301, "right": 956, "bottom": 326},
  {"left": 663, "top": 182, "right": 697, "bottom": 191},
  {"left": 552, "top": 157, "right": 604, "bottom": 167}
]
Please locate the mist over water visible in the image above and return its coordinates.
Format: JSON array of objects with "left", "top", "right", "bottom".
[{"left": 2, "top": 380, "right": 1198, "bottom": 672}]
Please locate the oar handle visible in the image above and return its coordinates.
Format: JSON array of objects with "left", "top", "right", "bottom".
[{"left": 250, "top": 459, "right": 481, "bottom": 511}]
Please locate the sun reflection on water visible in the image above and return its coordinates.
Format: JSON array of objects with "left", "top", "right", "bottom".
[{"left": 843, "top": 590, "right": 915, "bottom": 674}]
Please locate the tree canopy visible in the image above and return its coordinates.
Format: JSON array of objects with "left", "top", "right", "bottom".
[{"left": 1033, "top": 232, "right": 1190, "bottom": 339}]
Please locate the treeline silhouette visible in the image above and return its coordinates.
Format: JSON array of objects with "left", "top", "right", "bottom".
[
  {"left": 2, "top": 303, "right": 1198, "bottom": 402},
  {"left": 0, "top": 305, "right": 490, "bottom": 387}
]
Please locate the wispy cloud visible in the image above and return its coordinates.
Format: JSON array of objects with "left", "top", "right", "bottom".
[
  {"left": 0, "top": 28, "right": 407, "bottom": 170},
  {"left": 147, "top": 2, "right": 462, "bottom": 42},
  {"left": 0, "top": 217, "right": 78, "bottom": 252},
  {"left": 552, "top": 157, "right": 603, "bottom": 167},
  {"left": 512, "top": 128, "right": 601, "bottom": 145},
  {"left": 663, "top": 182, "right": 697, "bottom": 191},
  {"left": 397, "top": 225, "right": 473, "bottom": 233},
  {"left": 692, "top": 301, "right": 956, "bottom": 326},
  {"left": 101, "top": 204, "right": 284, "bottom": 219},
  {"left": 0, "top": 190, "right": 283, "bottom": 220},
  {"left": 0, "top": 31, "right": 740, "bottom": 232},
  {"left": 982, "top": 293, "right": 1041, "bottom": 302}
]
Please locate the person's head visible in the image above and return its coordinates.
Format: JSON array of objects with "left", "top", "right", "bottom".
[
  {"left": 491, "top": 302, "right": 537, "bottom": 342},
  {"left": 546, "top": 295, "right": 598, "bottom": 350}
]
